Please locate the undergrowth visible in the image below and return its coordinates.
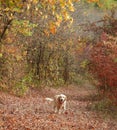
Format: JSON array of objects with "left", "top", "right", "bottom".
[{"left": 91, "top": 98, "right": 117, "bottom": 119}]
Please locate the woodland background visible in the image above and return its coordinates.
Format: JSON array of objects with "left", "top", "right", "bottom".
[{"left": 0, "top": 0, "right": 117, "bottom": 127}]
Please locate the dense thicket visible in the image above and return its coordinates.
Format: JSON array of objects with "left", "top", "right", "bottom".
[
  {"left": 0, "top": 0, "right": 81, "bottom": 95},
  {"left": 88, "top": 10, "right": 117, "bottom": 104}
]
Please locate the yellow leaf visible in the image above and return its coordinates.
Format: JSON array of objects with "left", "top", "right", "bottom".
[
  {"left": 16, "top": 55, "right": 22, "bottom": 61},
  {"left": 0, "top": 53, "right": 3, "bottom": 58},
  {"left": 69, "top": 6, "right": 74, "bottom": 12},
  {"left": 32, "top": 0, "right": 38, "bottom": 4},
  {"left": 44, "top": 30, "right": 49, "bottom": 36}
]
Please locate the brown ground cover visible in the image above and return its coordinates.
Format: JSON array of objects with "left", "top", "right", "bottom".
[{"left": 0, "top": 85, "right": 117, "bottom": 130}]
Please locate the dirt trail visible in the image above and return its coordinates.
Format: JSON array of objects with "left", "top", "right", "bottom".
[{"left": 0, "top": 85, "right": 117, "bottom": 130}]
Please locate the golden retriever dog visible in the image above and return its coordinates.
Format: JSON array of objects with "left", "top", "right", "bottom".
[{"left": 45, "top": 94, "right": 67, "bottom": 114}]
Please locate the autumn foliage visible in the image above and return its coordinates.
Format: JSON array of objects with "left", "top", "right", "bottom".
[
  {"left": 89, "top": 34, "right": 117, "bottom": 103},
  {"left": 0, "top": 0, "right": 117, "bottom": 99}
]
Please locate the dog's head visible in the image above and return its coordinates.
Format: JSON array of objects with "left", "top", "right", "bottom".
[{"left": 58, "top": 94, "right": 67, "bottom": 104}]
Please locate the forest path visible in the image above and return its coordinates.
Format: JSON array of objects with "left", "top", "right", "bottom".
[{"left": 0, "top": 84, "right": 117, "bottom": 130}]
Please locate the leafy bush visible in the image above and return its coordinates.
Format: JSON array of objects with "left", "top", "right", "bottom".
[
  {"left": 13, "top": 73, "right": 33, "bottom": 96},
  {"left": 89, "top": 34, "right": 117, "bottom": 104},
  {"left": 91, "top": 98, "right": 117, "bottom": 118}
]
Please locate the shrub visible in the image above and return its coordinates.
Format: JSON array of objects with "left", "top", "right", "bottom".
[
  {"left": 89, "top": 34, "right": 117, "bottom": 104},
  {"left": 13, "top": 73, "right": 33, "bottom": 96}
]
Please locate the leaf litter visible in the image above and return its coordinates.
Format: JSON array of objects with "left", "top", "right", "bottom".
[{"left": 0, "top": 85, "right": 117, "bottom": 130}]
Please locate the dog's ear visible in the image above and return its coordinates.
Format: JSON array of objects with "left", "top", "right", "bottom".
[
  {"left": 65, "top": 96, "right": 67, "bottom": 100},
  {"left": 58, "top": 96, "right": 61, "bottom": 101}
]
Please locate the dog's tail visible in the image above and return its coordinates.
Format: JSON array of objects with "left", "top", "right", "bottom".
[{"left": 45, "top": 98, "right": 54, "bottom": 102}]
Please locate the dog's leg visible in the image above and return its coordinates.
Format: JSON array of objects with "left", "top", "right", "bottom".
[
  {"left": 62, "top": 101, "right": 66, "bottom": 113},
  {"left": 58, "top": 109, "right": 61, "bottom": 114},
  {"left": 53, "top": 104, "right": 57, "bottom": 113},
  {"left": 64, "top": 101, "right": 67, "bottom": 112},
  {"left": 54, "top": 105, "right": 61, "bottom": 114},
  {"left": 54, "top": 107, "right": 57, "bottom": 113},
  {"left": 57, "top": 105, "right": 63, "bottom": 114}
]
